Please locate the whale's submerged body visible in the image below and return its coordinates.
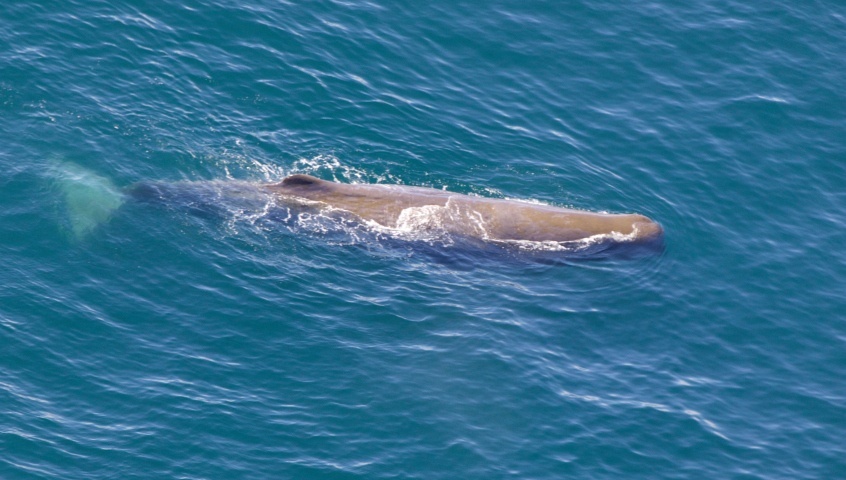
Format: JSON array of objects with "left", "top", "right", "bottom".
[{"left": 262, "top": 174, "right": 663, "bottom": 244}]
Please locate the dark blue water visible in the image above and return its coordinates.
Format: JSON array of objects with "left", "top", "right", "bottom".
[{"left": 2, "top": 1, "right": 845, "bottom": 478}]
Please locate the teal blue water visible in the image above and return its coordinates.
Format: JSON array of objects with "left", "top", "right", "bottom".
[{"left": 2, "top": 1, "right": 845, "bottom": 478}]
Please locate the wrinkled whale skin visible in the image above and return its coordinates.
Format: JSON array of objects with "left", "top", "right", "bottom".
[{"left": 262, "top": 174, "right": 663, "bottom": 243}]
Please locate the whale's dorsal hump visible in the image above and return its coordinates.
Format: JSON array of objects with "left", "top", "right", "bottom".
[{"left": 281, "top": 174, "right": 324, "bottom": 187}]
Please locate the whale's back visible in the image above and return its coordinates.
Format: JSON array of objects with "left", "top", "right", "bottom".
[{"left": 263, "top": 175, "right": 663, "bottom": 244}]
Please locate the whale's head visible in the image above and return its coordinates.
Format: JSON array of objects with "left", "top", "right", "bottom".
[{"left": 632, "top": 216, "right": 664, "bottom": 241}]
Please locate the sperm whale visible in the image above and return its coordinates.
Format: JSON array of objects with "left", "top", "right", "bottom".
[{"left": 262, "top": 174, "right": 663, "bottom": 243}]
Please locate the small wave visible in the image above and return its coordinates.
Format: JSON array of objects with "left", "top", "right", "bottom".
[{"left": 289, "top": 154, "right": 399, "bottom": 185}]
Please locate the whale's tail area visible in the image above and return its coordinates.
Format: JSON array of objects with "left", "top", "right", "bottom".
[{"left": 51, "top": 162, "right": 125, "bottom": 240}]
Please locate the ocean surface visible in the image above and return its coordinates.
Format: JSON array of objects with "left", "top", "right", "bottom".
[{"left": 2, "top": 1, "right": 845, "bottom": 478}]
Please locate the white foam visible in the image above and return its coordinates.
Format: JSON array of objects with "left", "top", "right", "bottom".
[{"left": 290, "top": 154, "right": 398, "bottom": 185}]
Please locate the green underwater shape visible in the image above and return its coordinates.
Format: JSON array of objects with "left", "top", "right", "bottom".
[{"left": 53, "top": 162, "right": 125, "bottom": 240}]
